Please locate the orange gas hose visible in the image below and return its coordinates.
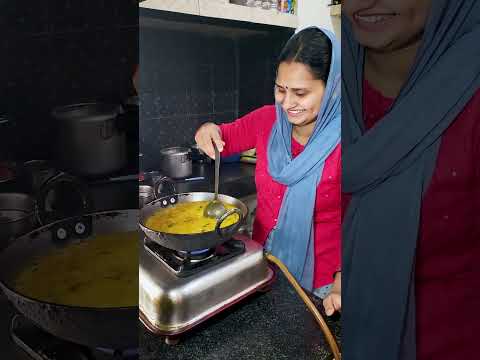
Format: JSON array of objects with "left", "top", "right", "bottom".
[{"left": 265, "top": 253, "right": 341, "bottom": 360}]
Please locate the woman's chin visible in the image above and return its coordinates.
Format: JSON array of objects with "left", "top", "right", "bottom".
[
  {"left": 287, "top": 114, "right": 307, "bottom": 125},
  {"left": 353, "top": 31, "right": 396, "bottom": 52},
  {"left": 288, "top": 116, "right": 317, "bottom": 128}
]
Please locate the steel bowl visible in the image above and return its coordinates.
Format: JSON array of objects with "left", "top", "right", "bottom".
[
  {"left": 0, "top": 193, "right": 37, "bottom": 248},
  {"left": 139, "top": 185, "right": 155, "bottom": 208}
]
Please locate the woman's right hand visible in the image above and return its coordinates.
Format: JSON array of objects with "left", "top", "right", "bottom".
[
  {"left": 194, "top": 122, "right": 225, "bottom": 159},
  {"left": 323, "top": 271, "right": 341, "bottom": 316}
]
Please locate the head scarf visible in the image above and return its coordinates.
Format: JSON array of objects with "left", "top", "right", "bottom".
[
  {"left": 267, "top": 27, "right": 341, "bottom": 290},
  {"left": 342, "top": 1, "right": 480, "bottom": 359}
]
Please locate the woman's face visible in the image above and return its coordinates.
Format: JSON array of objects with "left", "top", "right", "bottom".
[
  {"left": 343, "top": 0, "right": 432, "bottom": 52},
  {"left": 274, "top": 61, "right": 325, "bottom": 127}
]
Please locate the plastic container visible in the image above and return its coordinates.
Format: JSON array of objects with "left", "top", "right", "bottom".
[{"left": 221, "top": 153, "right": 241, "bottom": 163}]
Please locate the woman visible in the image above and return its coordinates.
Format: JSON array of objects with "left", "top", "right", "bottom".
[
  {"left": 195, "top": 27, "right": 342, "bottom": 313},
  {"left": 342, "top": 0, "right": 480, "bottom": 359}
]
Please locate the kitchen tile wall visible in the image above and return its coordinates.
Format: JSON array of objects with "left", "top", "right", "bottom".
[
  {"left": 0, "top": 0, "right": 138, "bottom": 161},
  {"left": 237, "top": 33, "right": 290, "bottom": 115},
  {"left": 139, "top": 14, "right": 292, "bottom": 171}
]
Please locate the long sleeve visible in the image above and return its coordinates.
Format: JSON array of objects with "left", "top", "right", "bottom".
[
  {"left": 313, "top": 144, "right": 342, "bottom": 288},
  {"left": 219, "top": 106, "right": 273, "bottom": 157}
]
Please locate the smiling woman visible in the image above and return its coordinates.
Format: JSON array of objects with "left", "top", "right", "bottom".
[
  {"left": 274, "top": 58, "right": 327, "bottom": 145},
  {"left": 343, "top": 0, "right": 432, "bottom": 51},
  {"left": 341, "top": 0, "right": 480, "bottom": 359},
  {"left": 343, "top": 0, "right": 433, "bottom": 98},
  {"left": 194, "top": 27, "right": 341, "bottom": 315}
]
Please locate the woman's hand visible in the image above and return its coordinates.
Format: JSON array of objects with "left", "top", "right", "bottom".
[
  {"left": 323, "top": 271, "right": 341, "bottom": 316},
  {"left": 194, "top": 122, "right": 225, "bottom": 159}
]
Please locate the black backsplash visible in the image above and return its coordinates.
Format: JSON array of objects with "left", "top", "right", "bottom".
[
  {"left": 139, "top": 10, "right": 292, "bottom": 171},
  {"left": 2, "top": 3, "right": 291, "bottom": 172},
  {"left": 1, "top": 0, "right": 139, "bottom": 162}
]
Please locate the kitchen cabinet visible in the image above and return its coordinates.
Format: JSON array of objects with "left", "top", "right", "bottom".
[
  {"left": 139, "top": 0, "right": 200, "bottom": 16},
  {"left": 140, "top": 0, "right": 298, "bottom": 28},
  {"left": 199, "top": 0, "right": 298, "bottom": 28}
]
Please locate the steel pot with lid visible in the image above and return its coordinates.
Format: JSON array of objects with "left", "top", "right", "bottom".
[
  {"left": 159, "top": 147, "right": 192, "bottom": 179},
  {"left": 52, "top": 102, "right": 127, "bottom": 177}
]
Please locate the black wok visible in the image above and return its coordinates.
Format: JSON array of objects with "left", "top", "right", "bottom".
[
  {"left": 139, "top": 192, "right": 247, "bottom": 251},
  {"left": 0, "top": 210, "right": 138, "bottom": 350}
]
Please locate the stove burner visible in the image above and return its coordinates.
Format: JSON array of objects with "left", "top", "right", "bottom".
[
  {"left": 174, "top": 247, "right": 215, "bottom": 262},
  {"left": 144, "top": 238, "right": 246, "bottom": 277},
  {"left": 10, "top": 315, "right": 138, "bottom": 360},
  {"left": 190, "top": 248, "right": 212, "bottom": 255}
]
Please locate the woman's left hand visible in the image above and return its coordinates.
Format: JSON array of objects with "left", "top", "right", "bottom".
[{"left": 323, "top": 271, "right": 341, "bottom": 316}]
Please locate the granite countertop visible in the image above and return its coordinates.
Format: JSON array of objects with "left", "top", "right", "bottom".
[{"left": 140, "top": 271, "right": 341, "bottom": 360}]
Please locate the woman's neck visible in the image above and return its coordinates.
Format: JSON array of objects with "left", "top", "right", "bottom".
[
  {"left": 292, "top": 122, "right": 315, "bottom": 146},
  {"left": 364, "top": 41, "right": 421, "bottom": 99}
]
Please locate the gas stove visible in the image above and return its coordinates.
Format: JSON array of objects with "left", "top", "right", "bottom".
[
  {"left": 144, "top": 237, "right": 246, "bottom": 277},
  {"left": 10, "top": 315, "right": 138, "bottom": 360},
  {"left": 139, "top": 235, "right": 274, "bottom": 343}
]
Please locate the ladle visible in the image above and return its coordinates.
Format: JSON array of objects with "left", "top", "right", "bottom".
[{"left": 203, "top": 143, "right": 227, "bottom": 219}]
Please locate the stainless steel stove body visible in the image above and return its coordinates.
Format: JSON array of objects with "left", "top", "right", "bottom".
[{"left": 139, "top": 236, "right": 274, "bottom": 337}]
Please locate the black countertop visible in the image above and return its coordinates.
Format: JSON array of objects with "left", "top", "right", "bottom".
[
  {"left": 154, "top": 162, "right": 256, "bottom": 199},
  {"left": 140, "top": 272, "right": 341, "bottom": 360},
  {"left": 0, "top": 162, "right": 257, "bottom": 212}
]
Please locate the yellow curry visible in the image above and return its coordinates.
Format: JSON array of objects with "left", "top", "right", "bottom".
[
  {"left": 14, "top": 231, "right": 138, "bottom": 308},
  {"left": 145, "top": 201, "right": 240, "bottom": 235}
]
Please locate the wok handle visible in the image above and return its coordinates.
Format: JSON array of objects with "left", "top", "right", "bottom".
[{"left": 215, "top": 208, "right": 243, "bottom": 240}]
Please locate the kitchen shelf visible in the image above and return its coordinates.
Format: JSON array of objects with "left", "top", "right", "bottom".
[
  {"left": 140, "top": 0, "right": 298, "bottom": 29},
  {"left": 200, "top": 0, "right": 297, "bottom": 28},
  {"left": 139, "top": 0, "right": 200, "bottom": 16}
]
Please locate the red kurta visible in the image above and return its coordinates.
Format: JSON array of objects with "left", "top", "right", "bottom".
[
  {"left": 362, "top": 81, "right": 480, "bottom": 359},
  {"left": 219, "top": 105, "right": 341, "bottom": 288}
]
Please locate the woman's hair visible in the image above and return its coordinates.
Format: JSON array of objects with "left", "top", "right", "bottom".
[{"left": 277, "top": 28, "right": 332, "bottom": 83}]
